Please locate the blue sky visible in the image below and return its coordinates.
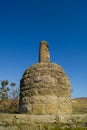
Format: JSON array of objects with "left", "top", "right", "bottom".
[{"left": 0, "top": 0, "right": 87, "bottom": 98}]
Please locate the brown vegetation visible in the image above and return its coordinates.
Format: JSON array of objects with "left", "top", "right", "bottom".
[
  {"left": 72, "top": 97, "right": 87, "bottom": 114},
  {"left": 0, "top": 99, "right": 19, "bottom": 113}
]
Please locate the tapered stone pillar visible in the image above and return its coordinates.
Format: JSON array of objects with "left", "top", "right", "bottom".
[{"left": 39, "top": 41, "right": 50, "bottom": 62}]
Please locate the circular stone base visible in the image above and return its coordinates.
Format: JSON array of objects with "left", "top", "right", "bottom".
[{"left": 19, "top": 63, "right": 72, "bottom": 114}]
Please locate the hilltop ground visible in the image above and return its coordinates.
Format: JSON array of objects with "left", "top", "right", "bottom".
[
  {"left": 0, "top": 98, "right": 87, "bottom": 130},
  {"left": 72, "top": 97, "right": 87, "bottom": 114}
]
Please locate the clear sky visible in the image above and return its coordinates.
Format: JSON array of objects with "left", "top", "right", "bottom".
[{"left": 0, "top": 0, "right": 87, "bottom": 98}]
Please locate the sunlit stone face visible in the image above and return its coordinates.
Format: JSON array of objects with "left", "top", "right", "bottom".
[{"left": 39, "top": 41, "right": 50, "bottom": 62}]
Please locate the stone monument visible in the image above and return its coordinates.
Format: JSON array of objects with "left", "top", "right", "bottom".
[{"left": 19, "top": 41, "right": 72, "bottom": 115}]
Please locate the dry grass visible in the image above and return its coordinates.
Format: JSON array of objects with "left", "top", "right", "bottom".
[
  {"left": 0, "top": 99, "right": 19, "bottom": 113},
  {"left": 72, "top": 97, "right": 87, "bottom": 114}
]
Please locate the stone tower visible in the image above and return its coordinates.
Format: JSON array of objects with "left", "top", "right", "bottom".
[{"left": 19, "top": 41, "right": 72, "bottom": 115}]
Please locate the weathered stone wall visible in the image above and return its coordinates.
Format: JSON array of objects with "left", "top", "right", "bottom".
[{"left": 19, "top": 63, "right": 72, "bottom": 114}]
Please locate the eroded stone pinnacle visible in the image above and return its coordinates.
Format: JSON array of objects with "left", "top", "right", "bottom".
[{"left": 39, "top": 41, "right": 50, "bottom": 63}]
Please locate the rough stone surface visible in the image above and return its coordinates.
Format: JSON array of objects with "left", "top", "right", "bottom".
[
  {"left": 19, "top": 63, "right": 72, "bottom": 114},
  {"left": 39, "top": 41, "right": 50, "bottom": 62}
]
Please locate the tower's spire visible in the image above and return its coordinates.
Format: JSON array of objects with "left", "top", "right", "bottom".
[{"left": 39, "top": 41, "right": 50, "bottom": 62}]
